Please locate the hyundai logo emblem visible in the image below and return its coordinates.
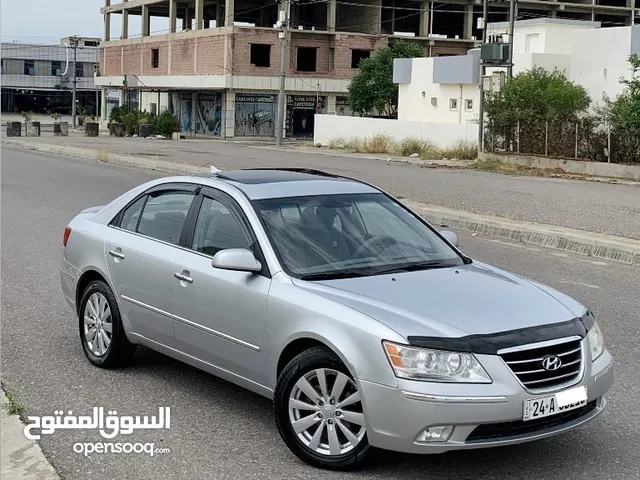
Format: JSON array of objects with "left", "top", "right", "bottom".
[{"left": 541, "top": 355, "right": 562, "bottom": 371}]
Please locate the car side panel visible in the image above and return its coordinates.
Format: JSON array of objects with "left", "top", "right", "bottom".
[
  {"left": 61, "top": 217, "right": 111, "bottom": 312},
  {"left": 263, "top": 274, "right": 406, "bottom": 391}
]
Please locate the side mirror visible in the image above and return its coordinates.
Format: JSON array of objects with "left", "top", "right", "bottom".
[
  {"left": 211, "top": 248, "right": 262, "bottom": 273},
  {"left": 440, "top": 230, "right": 460, "bottom": 248}
]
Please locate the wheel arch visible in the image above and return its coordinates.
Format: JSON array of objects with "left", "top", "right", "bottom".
[
  {"left": 75, "top": 267, "right": 113, "bottom": 316},
  {"left": 276, "top": 333, "right": 358, "bottom": 383}
]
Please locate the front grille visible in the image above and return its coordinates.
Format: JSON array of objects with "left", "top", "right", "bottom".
[
  {"left": 466, "top": 400, "right": 597, "bottom": 442},
  {"left": 500, "top": 338, "right": 583, "bottom": 391}
]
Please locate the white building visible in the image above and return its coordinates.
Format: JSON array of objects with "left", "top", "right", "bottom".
[
  {"left": 394, "top": 19, "right": 640, "bottom": 124},
  {"left": 1, "top": 37, "right": 101, "bottom": 115}
]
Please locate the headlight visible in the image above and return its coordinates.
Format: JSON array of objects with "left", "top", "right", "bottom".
[
  {"left": 383, "top": 341, "right": 492, "bottom": 383},
  {"left": 587, "top": 321, "right": 604, "bottom": 361}
]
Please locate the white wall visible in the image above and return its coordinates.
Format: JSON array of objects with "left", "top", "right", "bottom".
[
  {"left": 570, "top": 27, "right": 633, "bottom": 106},
  {"left": 314, "top": 114, "right": 478, "bottom": 148},
  {"left": 397, "top": 58, "right": 479, "bottom": 124}
]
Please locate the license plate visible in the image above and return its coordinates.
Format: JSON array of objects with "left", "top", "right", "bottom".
[{"left": 523, "top": 386, "right": 588, "bottom": 421}]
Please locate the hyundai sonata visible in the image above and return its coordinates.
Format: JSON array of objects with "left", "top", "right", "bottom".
[{"left": 60, "top": 168, "right": 613, "bottom": 470}]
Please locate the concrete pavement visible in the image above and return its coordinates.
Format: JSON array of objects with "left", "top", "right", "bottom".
[
  {"left": 2, "top": 391, "right": 59, "bottom": 479},
  {"left": 2, "top": 135, "right": 639, "bottom": 266},
  {"left": 2, "top": 148, "right": 640, "bottom": 480}
]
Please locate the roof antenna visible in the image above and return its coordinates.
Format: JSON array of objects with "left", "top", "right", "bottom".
[{"left": 210, "top": 166, "right": 220, "bottom": 174}]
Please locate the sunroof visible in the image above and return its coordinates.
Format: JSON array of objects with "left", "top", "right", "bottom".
[{"left": 215, "top": 169, "right": 338, "bottom": 185}]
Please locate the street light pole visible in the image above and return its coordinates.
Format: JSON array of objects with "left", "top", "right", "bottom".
[
  {"left": 275, "top": 0, "right": 291, "bottom": 146},
  {"left": 477, "top": 0, "right": 488, "bottom": 156},
  {"left": 507, "top": 0, "right": 516, "bottom": 79},
  {"left": 71, "top": 35, "right": 79, "bottom": 129}
]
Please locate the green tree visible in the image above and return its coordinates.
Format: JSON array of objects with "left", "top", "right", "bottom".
[
  {"left": 347, "top": 41, "right": 425, "bottom": 117},
  {"left": 484, "top": 68, "right": 591, "bottom": 155},
  {"left": 484, "top": 67, "right": 590, "bottom": 124},
  {"left": 600, "top": 54, "right": 640, "bottom": 161}
]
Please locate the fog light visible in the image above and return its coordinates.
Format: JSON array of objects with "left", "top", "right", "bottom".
[{"left": 415, "top": 425, "right": 454, "bottom": 443}]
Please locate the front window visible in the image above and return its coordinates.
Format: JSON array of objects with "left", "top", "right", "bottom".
[{"left": 254, "top": 193, "right": 465, "bottom": 280}]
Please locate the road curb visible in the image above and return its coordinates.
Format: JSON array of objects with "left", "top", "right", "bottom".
[
  {"left": 4, "top": 138, "right": 639, "bottom": 267},
  {"left": 1, "top": 390, "right": 60, "bottom": 480},
  {"left": 404, "top": 200, "right": 640, "bottom": 267}
]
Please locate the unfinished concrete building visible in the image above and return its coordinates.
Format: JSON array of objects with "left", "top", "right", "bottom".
[{"left": 96, "top": 0, "right": 639, "bottom": 138}]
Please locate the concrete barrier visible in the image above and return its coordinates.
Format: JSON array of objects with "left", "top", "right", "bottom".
[{"left": 480, "top": 152, "right": 640, "bottom": 181}]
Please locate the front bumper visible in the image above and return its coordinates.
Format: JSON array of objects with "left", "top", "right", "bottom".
[{"left": 358, "top": 347, "right": 614, "bottom": 454}]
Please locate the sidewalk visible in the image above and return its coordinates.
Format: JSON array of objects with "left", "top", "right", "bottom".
[
  {"left": 1, "top": 391, "right": 59, "bottom": 479},
  {"left": 2, "top": 134, "right": 639, "bottom": 266}
]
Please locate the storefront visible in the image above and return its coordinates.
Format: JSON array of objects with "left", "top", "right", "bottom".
[
  {"left": 169, "top": 92, "right": 222, "bottom": 137},
  {"left": 235, "top": 94, "right": 276, "bottom": 137},
  {"left": 286, "top": 95, "right": 326, "bottom": 137},
  {"left": 335, "top": 96, "right": 353, "bottom": 116}
]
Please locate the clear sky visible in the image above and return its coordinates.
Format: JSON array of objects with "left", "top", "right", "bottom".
[{"left": 0, "top": 0, "right": 169, "bottom": 43}]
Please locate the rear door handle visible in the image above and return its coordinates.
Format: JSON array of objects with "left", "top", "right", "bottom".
[
  {"left": 174, "top": 272, "right": 193, "bottom": 283},
  {"left": 108, "top": 250, "right": 125, "bottom": 259}
]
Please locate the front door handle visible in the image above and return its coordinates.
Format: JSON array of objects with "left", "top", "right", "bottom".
[
  {"left": 174, "top": 272, "right": 193, "bottom": 283},
  {"left": 108, "top": 249, "right": 125, "bottom": 259}
]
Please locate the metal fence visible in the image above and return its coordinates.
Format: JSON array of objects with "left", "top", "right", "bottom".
[{"left": 483, "top": 117, "right": 640, "bottom": 164}]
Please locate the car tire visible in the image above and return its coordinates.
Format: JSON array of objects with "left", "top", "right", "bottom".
[
  {"left": 78, "top": 280, "right": 136, "bottom": 369},
  {"left": 274, "top": 346, "right": 370, "bottom": 470}
]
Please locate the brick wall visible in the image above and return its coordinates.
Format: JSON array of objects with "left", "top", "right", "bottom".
[
  {"left": 331, "top": 34, "right": 388, "bottom": 79},
  {"left": 103, "top": 46, "right": 122, "bottom": 76},
  {"left": 99, "top": 29, "right": 465, "bottom": 80},
  {"left": 171, "top": 39, "right": 196, "bottom": 75},
  {"left": 231, "top": 29, "right": 388, "bottom": 79},
  {"left": 122, "top": 45, "right": 141, "bottom": 75},
  {"left": 195, "top": 36, "right": 226, "bottom": 75},
  {"left": 142, "top": 42, "right": 169, "bottom": 76}
]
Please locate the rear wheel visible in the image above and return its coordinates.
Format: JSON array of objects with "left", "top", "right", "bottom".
[
  {"left": 274, "top": 346, "right": 370, "bottom": 470},
  {"left": 78, "top": 280, "right": 136, "bottom": 368}
]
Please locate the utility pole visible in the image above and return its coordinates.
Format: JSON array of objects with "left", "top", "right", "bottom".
[
  {"left": 70, "top": 35, "right": 80, "bottom": 129},
  {"left": 275, "top": 0, "right": 291, "bottom": 146},
  {"left": 477, "top": 0, "right": 488, "bottom": 156},
  {"left": 507, "top": 0, "right": 516, "bottom": 79}
]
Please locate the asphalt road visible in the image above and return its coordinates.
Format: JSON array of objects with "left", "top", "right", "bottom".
[
  {"left": 2, "top": 148, "right": 639, "bottom": 480},
  {"left": 6, "top": 134, "right": 640, "bottom": 239}
]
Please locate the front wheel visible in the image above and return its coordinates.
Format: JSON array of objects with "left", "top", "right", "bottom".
[{"left": 274, "top": 346, "right": 370, "bottom": 470}]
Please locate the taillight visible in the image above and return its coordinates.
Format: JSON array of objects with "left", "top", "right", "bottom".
[{"left": 63, "top": 226, "right": 72, "bottom": 247}]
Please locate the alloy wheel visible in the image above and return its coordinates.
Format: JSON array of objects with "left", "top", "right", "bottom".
[
  {"left": 83, "top": 292, "right": 113, "bottom": 357},
  {"left": 288, "top": 368, "right": 366, "bottom": 456}
]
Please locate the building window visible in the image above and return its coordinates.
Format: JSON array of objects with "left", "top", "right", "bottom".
[
  {"left": 250, "top": 44, "right": 271, "bottom": 67},
  {"left": 24, "top": 60, "right": 35, "bottom": 76},
  {"left": 151, "top": 49, "right": 159, "bottom": 68},
  {"left": 328, "top": 48, "right": 335, "bottom": 72},
  {"left": 465, "top": 99, "right": 473, "bottom": 111},
  {"left": 351, "top": 49, "right": 370, "bottom": 68},
  {"left": 449, "top": 98, "right": 458, "bottom": 110},
  {"left": 75, "top": 63, "right": 84, "bottom": 78},
  {"left": 85, "top": 41, "right": 99, "bottom": 47},
  {"left": 51, "top": 61, "right": 62, "bottom": 76},
  {"left": 296, "top": 47, "right": 317, "bottom": 72}
]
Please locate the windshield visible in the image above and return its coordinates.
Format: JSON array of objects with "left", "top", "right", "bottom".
[{"left": 253, "top": 193, "right": 466, "bottom": 280}]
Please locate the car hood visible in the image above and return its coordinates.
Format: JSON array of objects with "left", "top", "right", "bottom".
[{"left": 291, "top": 261, "right": 586, "bottom": 339}]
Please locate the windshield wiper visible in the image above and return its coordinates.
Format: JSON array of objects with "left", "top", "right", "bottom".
[
  {"left": 371, "top": 261, "right": 450, "bottom": 276},
  {"left": 299, "top": 269, "right": 371, "bottom": 281}
]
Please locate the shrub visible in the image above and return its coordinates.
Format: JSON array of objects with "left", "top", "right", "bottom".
[
  {"left": 398, "top": 137, "right": 427, "bottom": 156},
  {"left": 153, "top": 110, "right": 180, "bottom": 137},
  {"left": 441, "top": 140, "right": 478, "bottom": 160},
  {"left": 361, "top": 134, "right": 394, "bottom": 153}
]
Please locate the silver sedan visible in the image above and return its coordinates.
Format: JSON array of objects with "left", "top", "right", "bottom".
[{"left": 60, "top": 168, "right": 614, "bottom": 470}]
